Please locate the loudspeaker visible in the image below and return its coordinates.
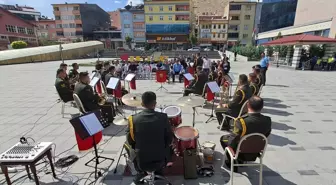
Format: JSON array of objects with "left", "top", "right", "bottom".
[{"left": 183, "top": 149, "right": 198, "bottom": 179}]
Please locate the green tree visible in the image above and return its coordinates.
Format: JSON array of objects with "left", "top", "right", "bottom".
[
  {"left": 125, "top": 36, "right": 132, "bottom": 50},
  {"left": 11, "top": 41, "right": 28, "bottom": 49},
  {"left": 189, "top": 34, "right": 198, "bottom": 46},
  {"left": 275, "top": 32, "right": 283, "bottom": 40}
]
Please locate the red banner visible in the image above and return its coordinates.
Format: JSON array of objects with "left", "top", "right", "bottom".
[
  {"left": 156, "top": 70, "right": 167, "bottom": 83},
  {"left": 120, "top": 54, "right": 128, "bottom": 61}
]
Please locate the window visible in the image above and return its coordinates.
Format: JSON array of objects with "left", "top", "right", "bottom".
[
  {"left": 56, "top": 31, "right": 64, "bottom": 36},
  {"left": 222, "top": 33, "right": 225, "bottom": 38},
  {"left": 124, "top": 24, "right": 130, "bottom": 28},
  {"left": 168, "top": 6, "right": 172, "bottom": 11},
  {"left": 213, "top": 24, "right": 216, "bottom": 29},
  {"left": 73, "top": 6, "right": 79, "bottom": 10},
  {"left": 149, "top": 6, "right": 153, "bottom": 11},
  {"left": 53, "top": 7, "right": 59, "bottom": 11},
  {"left": 230, "top": 5, "right": 241, "bottom": 10},
  {"left": 244, "top": 15, "right": 251, "bottom": 20},
  {"left": 149, "top": 16, "right": 153, "bottom": 21},
  {"left": 218, "top": 24, "right": 221, "bottom": 29},
  {"left": 229, "top": 25, "right": 239, "bottom": 31},
  {"left": 159, "top": 6, "right": 163, "bottom": 11},
  {"left": 56, "top": 24, "right": 62, "bottom": 28},
  {"left": 160, "top": 16, "right": 164, "bottom": 20},
  {"left": 69, "top": 23, "right": 76, "bottom": 28},
  {"left": 244, "top": 25, "right": 248, "bottom": 30},
  {"left": 0, "top": 36, "right": 7, "bottom": 40},
  {"left": 76, "top": 24, "right": 82, "bottom": 28},
  {"left": 49, "top": 24, "right": 55, "bottom": 28},
  {"left": 217, "top": 33, "right": 220, "bottom": 38},
  {"left": 231, "top": 16, "right": 239, "bottom": 20},
  {"left": 213, "top": 33, "right": 216, "bottom": 38},
  {"left": 243, "top": 34, "right": 248, "bottom": 38},
  {"left": 202, "top": 25, "right": 205, "bottom": 29},
  {"left": 17, "top": 27, "right": 26, "bottom": 34},
  {"left": 168, "top": 16, "right": 172, "bottom": 21},
  {"left": 27, "top": 28, "right": 34, "bottom": 35},
  {"left": 55, "top": 16, "right": 60, "bottom": 20},
  {"left": 62, "top": 24, "right": 69, "bottom": 28},
  {"left": 246, "top": 5, "right": 251, "bottom": 11},
  {"left": 145, "top": 24, "right": 190, "bottom": 34},
  {"left": 6, "top": 25, "right": 16, "bottom": 33},
  {"left": 75, "top": 15, "right": 81, "bottom": 20},
  {"left": 228, "top": 33, "right": 239, "bottom": 38}
]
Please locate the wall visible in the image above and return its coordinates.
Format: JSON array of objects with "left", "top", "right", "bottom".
[
  {"left": 238, "top": 3, "right": 256, "bottom": 45},
  {"left": 120, "top": 11, "right": 134, "bottom": 40},
  {"left": 108, "top": 10, "right": 121, "bottom": 29},
  {"left": 132, "top": 12, "right": 145, "bottom": 43}
]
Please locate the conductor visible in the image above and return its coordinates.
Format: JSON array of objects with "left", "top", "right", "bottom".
[{"left": 126, "top": 91, "right": 173, "bottom": 184}]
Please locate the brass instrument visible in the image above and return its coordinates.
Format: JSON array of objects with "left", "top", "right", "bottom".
[
  {"left": 218, "top": 79, "right": 230, "bottom": 107},
  {"left": 98, "top": 95, "right": 107, "bottom": 105}
]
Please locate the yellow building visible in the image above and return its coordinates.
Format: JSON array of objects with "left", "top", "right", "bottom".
[
  {"left": 144, "top": 0, "right": 191, "bottom": 50},
  {"left": 225, "top": 1, "right": 257, "bottom": 46}
]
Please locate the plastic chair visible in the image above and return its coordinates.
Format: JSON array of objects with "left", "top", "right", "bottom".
[
  {"left": 55, "top": 86, "right": 73, "bottom": 118},
  {"left": 257, "top": 84, "right": 264, "bottom": 97},
  {"left": 73, "top": 94, "right": 86, "bottom": 114},
  {"left": 222, "top": 133, "right": 268, "bottom": 185},
  {"left": 219, "top": 100, "right": 248, "bottom": 130}
]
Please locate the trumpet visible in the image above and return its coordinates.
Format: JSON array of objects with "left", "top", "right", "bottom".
[{"left": 98, "top": 95, "right": 107, "bottom": 106}]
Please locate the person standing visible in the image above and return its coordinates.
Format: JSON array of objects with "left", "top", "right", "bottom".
[
  {"left": 202, "top": 55, "right": 211, "bottom": 75},
  {"left": 259, "top": 52, "right": 269, "bottom": 86}
]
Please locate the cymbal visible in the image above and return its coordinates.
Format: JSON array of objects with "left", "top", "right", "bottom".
[
  {"left": 122, "top": 93, "right": 142, "bottom": 107},
  {"left": 177, "top": 95, "right": 205, "bottom": 107},
  {"left": 114, "top": 116, "right": 128, "bottom": 126}
]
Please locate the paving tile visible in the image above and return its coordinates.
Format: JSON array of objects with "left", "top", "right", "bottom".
[
  {"left": 284, "top": 131, "right": 296, "bottom": 134},
  {"left": 289, "top": 147, "right": 306, "bottom": 151},
  {"left": 308, "top": 131, "right": 322, "bottom": 134},
  {"left": 321, "top": 120, "right": 333, "bottom": 122},
  {"left": 318, "top": 146, "right": 335, "bottom": 150},
  {"left": 300, "top": 120, "right": 312, "bottom": 122},
  {"left": 297, "top": 170, "right": 319, "bottom": 176}
]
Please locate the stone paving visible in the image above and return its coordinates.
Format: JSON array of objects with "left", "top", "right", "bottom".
[{"left": 0, "top": 58, "right": 336, "bottom": 185}]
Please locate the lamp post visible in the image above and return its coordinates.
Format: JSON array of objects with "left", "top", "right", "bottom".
[{"left": 59, "top": 43, "right": 64, "bottom": 63}]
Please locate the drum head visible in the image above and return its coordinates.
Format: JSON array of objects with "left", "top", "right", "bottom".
[
  {"left": 174, "top": 126, "right": 199, "bottom": 141},
  {"left": 154, "top": 108, "right": 162, "bottom": 112},
  {"left": 163, "top": 106, "right": 181, "bottom": 118}
]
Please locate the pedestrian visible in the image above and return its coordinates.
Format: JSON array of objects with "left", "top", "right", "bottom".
[
  {"left": 202, "top": 55, "right": 211, "bottom": 75},
  {"left": 259, "top": 52, "right": 269, "bottom": 86}
]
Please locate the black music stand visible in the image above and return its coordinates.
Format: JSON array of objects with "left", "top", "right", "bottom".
[
  {"left": 107, "top": 77, "right": 123, "bottom": 116},
  {"left": 70, "top": 111, "right": 114, "bottom": 179},
  {"left": 205, "top": 81, "right": 221, "bottom": 123}
]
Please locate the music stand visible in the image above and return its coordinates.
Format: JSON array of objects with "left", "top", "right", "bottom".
[
  {"left": 89, "top": 72, "right": 96, "bottom": 80},
  {"left": 90, "top": 77, "right": 100, "bottom": 87},
  {"left": 69, "top": 111, "right": 114, "bottom": 179},
  {"left": 125, "top": 73, "right": 136, "bottom": 93},
  {"left": 183, "top": 73, "right": 194, "bottom": 88},
  {"left": 107, "top": 77, "right": 123, "bottom": 116},
  {"left": 205, "top": 81, "right": 221, "bottom": 123},
  {"left": 156, "top": 70, "right": 168, "bottom": 91}
]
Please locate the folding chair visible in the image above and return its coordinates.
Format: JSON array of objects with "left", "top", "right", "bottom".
[
  {"left": 222, "top": 133, "right": 268, "bottom": 185},
  {"left": 257, "top": 84, "right": 264, "bottom": 97},
  {"left": 219, "top": 100, "right": 249, "bottom": 130},
  {"left": 55, "top": 86, "right": 74, "bottom": 118},
  {"left": 73, "top": 94, "right": 86, "bottom": 114}
]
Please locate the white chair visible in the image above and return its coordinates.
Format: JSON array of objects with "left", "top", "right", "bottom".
[
  {"left": 222, "top": 133, "right": 268, "bottom": 185},
  {"left": 219, "top": 100, "right": 249, "bottom": 130},
  {"left": 73, "top": 94, "right": 86, "bottom": 114},
  {"left": 55, "top": 86, "right": 73, "bottom": 118},
  {"left": 257, "top": 84, "right": 264, "bottom": 97}
]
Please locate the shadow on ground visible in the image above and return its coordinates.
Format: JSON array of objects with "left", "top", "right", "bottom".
[
  {"left": 272, "top": 122, "right": 296, "bottom": 131},
  {"left": 262, "top": 108, "right": 293, "bottom": 117},
  {"left": 268, "top": 133, "right": 296, "bottom": 147}
]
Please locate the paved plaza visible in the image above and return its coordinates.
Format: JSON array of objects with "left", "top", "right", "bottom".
[{"left": 1, "top": 58, "right": 336, "bottom": 185}]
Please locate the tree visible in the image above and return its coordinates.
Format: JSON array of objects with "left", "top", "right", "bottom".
[
  {"left": 125, "top": 36, "right": 132, "bottom": 50},
  {"left": 11, "top": 41, "right": 28, "bottom": 49},
  {"left": 189, "top": 34, "right": 198, "bottom": 46},
  {"left": 275, "top": 32, "right": 283, "bottom": 40}
]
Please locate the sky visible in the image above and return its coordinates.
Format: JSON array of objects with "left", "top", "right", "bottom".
[{"left": 0, "top": 0, "right": 143, "bottom": 18}]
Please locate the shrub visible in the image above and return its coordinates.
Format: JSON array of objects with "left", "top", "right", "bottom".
[{"left": 11, "top": 41, "right": 28, "bottom": 49}]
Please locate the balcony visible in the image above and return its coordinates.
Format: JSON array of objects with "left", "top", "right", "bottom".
[
  {"left": 176, "top": 5, "right": 190, "bottom": 12},
  {"left": 229, "top": 10, "right": 241, "bottom": 15},
  {"left": 176, "top": 15, "right": 190, "bottom": 21}
]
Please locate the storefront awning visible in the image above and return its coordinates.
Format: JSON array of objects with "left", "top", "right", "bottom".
[{"left": 262, "top": 34, "right": 336, "bottom": 46}]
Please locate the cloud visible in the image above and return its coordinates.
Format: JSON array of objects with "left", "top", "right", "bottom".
[
  {"left": 126, "top": 0, "right": 143, "bottom": 5},
  {"left": 114, "top": 0, "right": 121, "bottom": 3}
]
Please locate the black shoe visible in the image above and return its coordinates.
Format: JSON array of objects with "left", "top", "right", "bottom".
[
  {"left": 133, "top": 173, "right": 146, "bottom": 184},
  {"left": 225, "top": 160, "right": 238, "bottom": 172}
]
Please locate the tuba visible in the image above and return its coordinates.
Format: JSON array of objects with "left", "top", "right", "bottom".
[{"left": 219, "top": 80, "right": 230, "bottom": 106}]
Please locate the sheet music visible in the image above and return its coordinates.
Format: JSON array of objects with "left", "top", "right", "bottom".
[
  {"left": 89, "top": 77, "right": 99, "bottom": 87},
  {"left": 125, "top": 73, "right": 136, "bottom": 81},
  {"left": 107, "top": 77, "right": 120, "bottom": 89},
  {"left": 183, "top": 73, "right": 194, "bottom": 81},
  {"left": 207, "top": 81, "right": 221, "bottom": 93},
  {"left": 89, "top": 72, "right": 96, "bottom": 80},
  {"left": 79, "top": 113, "right": 103, "bottom": 136}
]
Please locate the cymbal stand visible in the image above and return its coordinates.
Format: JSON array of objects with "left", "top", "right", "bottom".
[
  {"left": 156, "top": 82, "right": 168, "bottom": 91},
  {"left": 192, "top": 107, "right": 196, "bottom": 127},
  {"left": 205, "top": 98, "right": 216, "bottom": 123}
]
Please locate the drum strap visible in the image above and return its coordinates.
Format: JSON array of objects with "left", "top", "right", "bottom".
[
  {"left": 238, "top": 89, "right": 245, "bottom": 104},
  {"left": 128, "top": 116, "right": 135, "bottom": 141}
]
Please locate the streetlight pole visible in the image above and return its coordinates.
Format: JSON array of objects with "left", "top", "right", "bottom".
[{"left": 59, "top": 43, "right": 64, "bottom": 63}]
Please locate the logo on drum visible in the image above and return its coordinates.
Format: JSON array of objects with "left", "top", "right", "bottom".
[{"left": 159, "top": 73, "right": 163, "bottom": 78}]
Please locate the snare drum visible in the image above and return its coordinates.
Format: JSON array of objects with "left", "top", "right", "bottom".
[
  {"left": 174, "top": 126, "right": 199, "bottom": 155},
  {"left": 163, "top": 106, "right": 182, "bottom": 127},
  {"left": 154, "top": 107, "right": 162, "bottom": 112}
]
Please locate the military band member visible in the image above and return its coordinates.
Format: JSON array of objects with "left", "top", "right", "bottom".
[
  {"left": 220, "top": 96, "right": 272, "bottom": 171},
  {"left": 74, "top": 72, "right": 101, "bottom": 112},
  {"left": 208, "top": 68, "right": 218, "bottom": 81},
  {"left": 104, "top": 66, "right": 116, "bottom": 85},
  {"left": 215, "top": 74, "right": 252, "bottom": 130},
  {"left": 126, "top": 92, "right": 173, "bottom": 184},
  {"left": 183, "top": 66, "right": 208, "bottom": 96},
  {"left": 69, "top": 63, "right": 79, "bottom": 79},
  {"left": 55, "top": 68, "right": 74, "bottom": 102},
  {"left": 248, "top": 73, "right": 259, "bottom": 96},
  {"left": 253, "top": 66, "right": 262, "bottom": 89},
  {"left": 101, "top": 61, "right": 110, "bottom": 85}
]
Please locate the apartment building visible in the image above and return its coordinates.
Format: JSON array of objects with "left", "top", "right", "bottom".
[
  {"left": 144, "top": 0, "right": 190, "bottom": 50},
  {"left": 0, "top": 4, "right": 41, "bottom": 21},
  {"left": 52, "top": 3, "right": 110, "bottom": 42},
  {"left": 225, "top": 1, "right": 257, "bottom": 46},
  {"left": 0, "top": 7, "right": 38, "bottom": 50},
  {"left": 36, "top": 20, "right": 56, "bottom": 41},
  {"left": 108, "top": 10, "right": 121, "bottom": 30},
  {"left": 198, "top": 15, "right": 228, "bottom": 49}
]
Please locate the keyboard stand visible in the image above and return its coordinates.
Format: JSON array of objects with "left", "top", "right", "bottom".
[{"left": 0, "top": 149, "right": 56, "bottom": 185}]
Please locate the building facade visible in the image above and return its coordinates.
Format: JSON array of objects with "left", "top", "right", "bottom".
[
  {"left": 0, "top": 4, "right": 41, "bottom": 21},
  {"left": 120, "top": 9, "right": 134, "bottom": 48},
  {"left": 52, "top": 3, "right": 110, "bottom": 42},
  {"left": 108, "top": 10, "right": 121, "bottom": 30},
  {"left": 198, "top": 15, "right": 228, "bottom": 49},
  {"left": 0, "top": 7, "right": 38, "bottom": 50},
  {"left": 36, "top": 20, "right": 56, "bottom": 41},
  {"left": 131, "top": 9, "right": 146, "bottom": 46},
  {"left": 93, "top": 29, "right": 123, "bottom": 49},
  {"left": 144, "top": 0, "right": 190, "bottom": 50},
  {"left": 225, "top": 1, "right": 257, "bottom": 46}
]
